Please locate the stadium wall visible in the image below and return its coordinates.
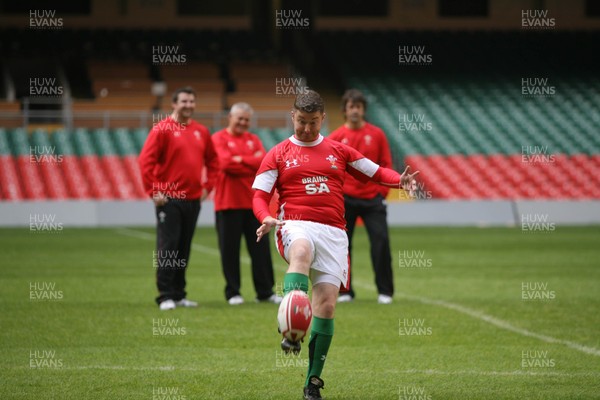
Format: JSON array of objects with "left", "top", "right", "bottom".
[{"left": 2, "top": 200, "right": 600, "bottom": 228}]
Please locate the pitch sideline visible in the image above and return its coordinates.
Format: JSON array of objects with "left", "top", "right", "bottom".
[
  {"left": 12, "top": 364, "right": 600, "bottom": 377},
  {"left": 350, "top": 283, "right": 600, "bottom": 358}
]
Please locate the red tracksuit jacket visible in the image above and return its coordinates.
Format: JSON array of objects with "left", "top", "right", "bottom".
[
  {"left": 211, "top": 129, "right": 266, "bottom": 211},
  {"left": 328, "top": 122, "right": 393, "bottom": 199},
  {"left": 138, "top": 117, "right": 218, "bottom": 200}
]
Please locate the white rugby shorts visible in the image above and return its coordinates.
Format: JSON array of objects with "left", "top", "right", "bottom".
[{"left": 275, "top": 220, "right": 349, "bottom": 288}]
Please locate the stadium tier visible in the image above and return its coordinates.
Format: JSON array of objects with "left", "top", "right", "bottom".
[
  {"left": 348, "top": 77, "right": 600, "bottom": 199},
  {"left": 1, "top": 30, "right": 599, "bottom": 201},
  {"left": 315, "top": 31, "right": 600, "bottom": 200},
  {"left": 2, "top": 125, "right": 599, "bottom": 201},
  {"left": 0, "top": 127, "right": 147, "bottom": 200}
]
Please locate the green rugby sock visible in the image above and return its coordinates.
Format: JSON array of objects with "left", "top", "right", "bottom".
[
  {"left": 305, "top": 316, "right": 334, "bottom": 386},
  {"left": 283, "top": 272, "right": 309, "bottom": 294}
]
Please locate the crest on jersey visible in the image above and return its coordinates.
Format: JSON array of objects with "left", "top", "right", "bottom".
[
  {"left": 194, "top": 131, "right": 201, "bottom": 140},
  {"left": 326, "top": 155, "right": 338, "bottom": 169},
  {"left": 364, "top": 135, "right": 372, "bottom": 145},
  {"left": 174, "top": 131, "right": 181, "bottom": 137},
  {"left": 247, "top": 140, "right": 254, "bottom": 150}
]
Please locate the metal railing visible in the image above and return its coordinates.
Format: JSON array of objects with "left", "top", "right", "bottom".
[{"left": 0, "top": 97, "right": 304, "bottom": 132}]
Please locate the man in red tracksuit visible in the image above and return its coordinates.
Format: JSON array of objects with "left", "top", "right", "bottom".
[
  {"left": 212, "top": 102, "right": 280, "bottom": 305},
  {"left": 138, "top": 86, "right": 219, "bottom": 310},
  {"left": 328, "top": 89, "right": 395, "bottom": 304}
]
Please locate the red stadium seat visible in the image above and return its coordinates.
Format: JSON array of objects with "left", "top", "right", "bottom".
[
  {"left": 0, "top": 156, "right": 24, "bottom": 200},
  {"left": 38, "top": 162, "right": 69, "bottom": 199},
  {"left": 122, "top": 156, "right": 147, "bottom": 199},
  {"left": 16, "top": 156, "right": 47, "bottom": 199},
  {"left": 79, "top": 156, "right": 113, "bottom": 199},
  {"left": 61, "top": 156, "right": 92, "bottom": 199},
  {"left": 100, "top": 155, "right": 138, "bottom": 199},
  {"left": 409, "top": 154, "right": 600, "bottom": 200}
]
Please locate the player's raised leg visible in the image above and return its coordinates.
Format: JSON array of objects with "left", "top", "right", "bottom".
[{"left": 280, "top": 238, "right": 312, "bottom": 353}]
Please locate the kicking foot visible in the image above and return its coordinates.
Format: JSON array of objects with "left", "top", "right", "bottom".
[{"left": 281, "top": 337, "right": 301, "bottom": 355}]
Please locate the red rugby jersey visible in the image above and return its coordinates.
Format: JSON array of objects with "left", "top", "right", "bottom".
[
  {"left": 328, "top": 122, "right": 393, "bottom": 199},
  {"left": 252, "top": 134, "right": 401, "bottom": 230},
  {"left": 212, "top": 129, "right": 266, "bottom": 211},
  {"left": 138, "top": 117, "right": 218, "bottom": 200}
]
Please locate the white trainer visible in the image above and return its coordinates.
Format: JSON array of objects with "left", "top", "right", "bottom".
[
  {"left": 159, "top": 299, "right": 176, "bottom": 311},
  {"left": 337, "top": 294, "right": 354, "bottom": 303},
  {"left": 264, "top": 294, "right": 283, "bottom": 304},
  {"left": 176, "top": 298, "right": 198, "bottom": 308},
  {"left": 228, "top": 295, "right": 244, "bottom": 305},
  {"left": 377, "top": 294, "right": 393, "bottom": 304}
]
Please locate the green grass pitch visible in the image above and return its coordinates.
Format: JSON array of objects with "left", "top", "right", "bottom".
[{"left": 1, "top": 226, "right": 599, "bottom": 399}]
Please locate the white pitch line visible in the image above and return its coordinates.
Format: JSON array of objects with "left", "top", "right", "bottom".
[
  {"left": 396, "top": 291, "right": 600, "bottom": 357},
  {"left": 14, "top": 365, "right": 600, "bottom": 378},
  {"left": 350, "top": 280, "right": 600, "bottom": 357},
  {"left": 115, "top": 227, "right": 239, "bottom": 261},
  {"left": 116, "top": 227, "right": 289, "bottom": 270},
  {"left": 117, "top": 228, "right": 600, "bottom": 358},
  {"left": 69, "top": 365, "right": 178, "bottom": 371},
  {"left": 114, "top": 227, "right": 156, "bottom": 241},
  {"left": 394, "top": 369, "right": 600, "bottom": 378}
]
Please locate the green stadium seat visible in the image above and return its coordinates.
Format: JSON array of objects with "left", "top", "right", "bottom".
[
  {"left": 0, "top": 129, "right": 11, "bottom": 156},
  {"left": 92, "top": 128, "right": 117, "bottom": 156},
  {"left": 9, "top": 128, "right": 30, "bottom": 157},
  {"left": 112, "top": 128, "right": 138, "bottom": 156},
  {"left": 72, "top": 128, "right": 96, "bottom": 157},
  {"left": 52, "top": 129, "right": 76, "bottom": 156},
  {"left": 132, "top": 128, "right": 149, "bottom": 153},
  {"left": 253, "top": 128, "right": 277, "bottom": 150}
]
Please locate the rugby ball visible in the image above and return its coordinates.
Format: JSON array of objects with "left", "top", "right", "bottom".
[{"left": 277, "top": 290, "right": 312, "bottom": 342}]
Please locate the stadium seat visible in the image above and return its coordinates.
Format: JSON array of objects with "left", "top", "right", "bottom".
[
  {"left": 0, "top": 128, "right": 24, "bottom": 200},
  {"left": 30, "top": 129, "right": 69, "bottom": 199},
  {"left": 73, "top": 128, "right": 114, "bottom": 199},
  {"left": 10, "top": 128, "right": 47, "bottom": 199},
  {"left": 52, "top": 129, "right": 92, "bottom": 199}
]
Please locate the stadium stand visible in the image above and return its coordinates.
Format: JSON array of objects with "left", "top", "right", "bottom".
[
  {"left": 314, "top": 31, "right": 600, "bottom": 200},
  {"left": 1, "top": 29, "right": 598, "bottom": 200}
]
